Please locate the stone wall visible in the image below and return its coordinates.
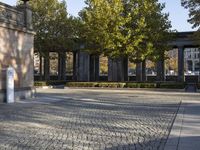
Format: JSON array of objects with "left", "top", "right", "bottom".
[{"left": 0, "top": 2, "right": 34, "bottom": 102}]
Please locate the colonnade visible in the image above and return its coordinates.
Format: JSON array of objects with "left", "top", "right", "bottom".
[{"left": 35, "top": 45, "right": 194, "bottom": 82}]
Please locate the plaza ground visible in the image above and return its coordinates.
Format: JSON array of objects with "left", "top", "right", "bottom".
[{"left": 0, "top": 88, "right": 199, "bottom": 150}]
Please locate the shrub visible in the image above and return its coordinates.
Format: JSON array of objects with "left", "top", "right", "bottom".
[
  {"left": 34, "top": 81, "right": 47, "bottom": 86},
  {"left": 66, "top": 82, "right": 98, "bottom": 87},
  {"left": 125, "top": 83, "right": 157, "bottom": 88},
  {"left": 97, "top": 82, "right": 126, "bottom": 88},
  {"left": 66, "top": 82, "right": 126, "bottom": 88},
  {"left": 158, "top": 82, "right": 185, "bottom": 89},
  {"left": 35, "top": 81, "right": 186, "bottom": 89},
  {"left": 47, "top": 80, "right": 66, "bottom": 85},
  {"left": 34, "top": 80, "right": 66, "bottom": 86}
]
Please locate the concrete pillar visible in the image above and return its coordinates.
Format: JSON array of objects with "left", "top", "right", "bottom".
[
  {"left": 142, "top": 60, "right": 147, "bottom": 82},
  {"left": 156, "top": 60, "right": 165, "bottom": 81},
  {"left": 108, "top": 57, "right": 128, "bottom": 82},
  {"left": 123, "top": 57, "right": 128, "bottom": 81},
  {"left": 73, "top": 52, "right": 77, "bottom": 81},
  {"left": 90, "top": 55, "right": 99, "bottom": 81},
  {"left": 77, "top": 51, "right": 90, "bottom": 81},
  {"left": 44, "top": 52, "right": 50, "bottom": 81},
  {"left": 178, "top": 46, "right": 185, "bottom": 82},
  {"left": 39, "top": 54, "right": 43, "bottom": 80},
  {"left": 62, "top": 52, "right": 66, "bottom": 80},
  {"left": 136, "top": 62, "right": 142, "bottom": 82},
  {"left": 108, "top": 58, "right": 114, "bottom": 81},
  {"left": 58, "top": 52, "right": 62, "bottom": 80},
  {"left": 58, "top": 51, "right": 66, "bottom": 80}
]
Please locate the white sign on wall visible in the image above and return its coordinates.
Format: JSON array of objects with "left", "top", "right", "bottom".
[{"left": 6, "top": 67, "right": 14, "bottom": 103}]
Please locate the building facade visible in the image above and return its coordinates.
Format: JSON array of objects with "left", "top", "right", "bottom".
[
  {"left": 184, "top": 48, "right": 200, "bottom": 75},
  {"left": 0, "top": 2, "right": 35, "bottom": 102}
]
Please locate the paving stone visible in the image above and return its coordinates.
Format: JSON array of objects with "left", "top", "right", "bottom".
[{"left": 0, "top": 89, "right": 181, "bottom": 150}]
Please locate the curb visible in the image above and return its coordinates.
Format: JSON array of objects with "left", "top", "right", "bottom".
[{"left": 164, "top": 102, "right": 185, "bottom": 150}]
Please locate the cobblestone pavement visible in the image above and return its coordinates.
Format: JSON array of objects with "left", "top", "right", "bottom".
[{"left": 0, "top": 89, "right": 181, "bottom": 150}]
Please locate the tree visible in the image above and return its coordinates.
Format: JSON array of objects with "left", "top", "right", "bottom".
[
  {"left": 123, "top": 0, "right": 173, "bottom": 63},
  {"left": 80, "top": 0, "right": 129, "bottom": 58},
  {"left": 181, "top": 0, "right": 200, "bottom": 42},
  {"left": 80, "top": 0, "right": 173, "bottom": 62},
  {"left": 18, "top": 0, "right": 81, "bottom": 55},
  {"left": 181, "top": 0, "right": 200, "bottom": 29}
]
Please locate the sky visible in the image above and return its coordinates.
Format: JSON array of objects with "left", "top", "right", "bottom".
[{"left": 1, "top": 0, "right": 196, "bottom": 32}]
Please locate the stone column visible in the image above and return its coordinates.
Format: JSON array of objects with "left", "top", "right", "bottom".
[
  {"left": 123, "top": 57, "right": 128, "bottom": 82},
  {"left": 58, "top": 51, "right": 66, "bottom": 81},
  {"left": 62, "top": 52, "right": 66, "bottom": 80},
  {"left": 72, "top": 52, "right": 77, "bottom": 81},
  {"left": 90, "top": 55, "right": 99, "bottom": 81},
  {"left": 44, "top": 52, "right": 50, "bottom": 81},
  {"left": 108, "top": 58, "right": 114, "bottom": 81},
  {"left": 39, "top": 54, "right": 43, "bottom": 80},
  {"left": 77, "top": 51, "right": 90, "bottom": 81},
  {"left": 136, "top": 62, "right": 142, "bottom": 82},
  {"left": 108, "top": 57, "right": 127, "bottom": 82},
  {"left": 58, "top": 52, "right": 62, "bottom": 80},
  {"left": 142, "top": 60, "right": 147, "bottom": 82},
  {"left": 156, "top": 60, "right": 165, "bottom": 81},
  {"left": 178, "top": 46, "right": 185, "bottom": 82}
]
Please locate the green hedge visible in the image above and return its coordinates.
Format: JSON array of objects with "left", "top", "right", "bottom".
[
  {"left": 158, "top": 82, "right": 185, "bottom": 89},
  {"left": 66, "top": 82, "right": 126, "bottom": 88},
  {"left": 35, "top": 81, "right": 186, "bottom": 89},
  {"left": 34, "top": 81, "right": 47, "bottom": 86},
  {"left": 34, "top": 81, "right": 66, "bottom": 86},
  {"left": 66, "top": 82, "right": 98, "bottom": 87},
  {"left": 125, "top": 82, "right": 157, "bottom": 88}
]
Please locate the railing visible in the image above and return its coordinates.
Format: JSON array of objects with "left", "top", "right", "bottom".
[{"left": 0, "top": 2, "right": 24, "bottom": 27}]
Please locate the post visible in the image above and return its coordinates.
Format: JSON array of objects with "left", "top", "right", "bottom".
[{"left": 7, "top": 67, "right": 14, "bottom": 103}]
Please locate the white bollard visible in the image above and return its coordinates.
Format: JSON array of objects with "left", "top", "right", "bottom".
[{"left": 6, "top": 67, "right": 14, "bottom": 103}]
